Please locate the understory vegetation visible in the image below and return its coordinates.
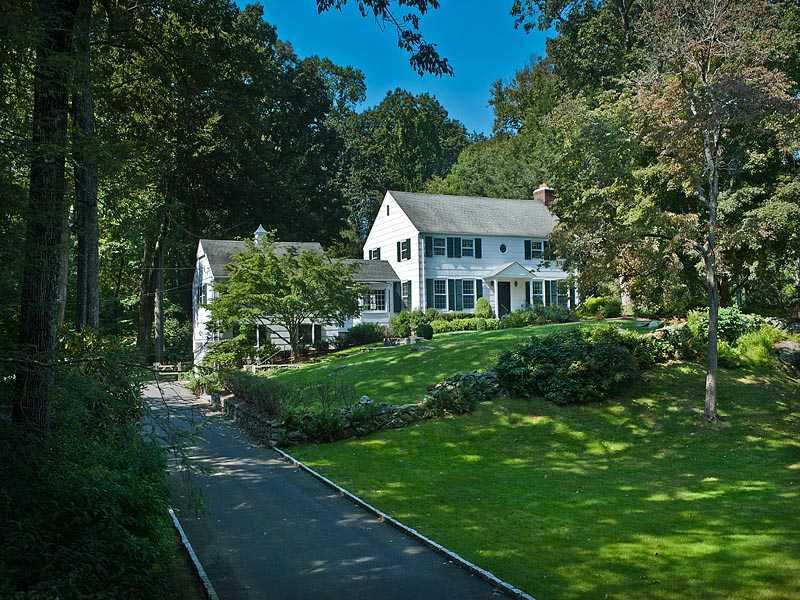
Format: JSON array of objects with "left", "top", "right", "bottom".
[{"left": 0, "top": 340, "right": 179, "bottom": 598}]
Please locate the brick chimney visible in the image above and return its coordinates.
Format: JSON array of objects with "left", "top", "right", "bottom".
[{"left": 533, "top": 183, "right": 555, "bottom": 207}]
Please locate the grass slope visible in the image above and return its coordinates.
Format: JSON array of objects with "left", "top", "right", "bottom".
[
  {"left": 273, "top": 322, "right": 619, "bottom": 404},
  {"left": 289, "top": 353, "right": 800, "bottom": 598}
]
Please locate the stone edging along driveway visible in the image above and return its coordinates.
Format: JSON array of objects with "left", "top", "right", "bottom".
[{"left": 271, "top": 445, "right": 536, "bottom": 600}]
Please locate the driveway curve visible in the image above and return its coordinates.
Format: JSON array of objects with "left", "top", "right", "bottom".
[{"left": 145, "top": 382, "right": 505, "bottom": 600}]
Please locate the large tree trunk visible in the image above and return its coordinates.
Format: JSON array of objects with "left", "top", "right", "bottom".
[
  {"left": 14, "top": 0, "right": 80, "bottom": 430},
  {"left": 137, "top": 217, "right": 165, "bottom": 361},
  {"left": 153, "top": 240, "right": 165, "bottom": 362},
  {"left": 72, "top": 0, "right": 99, "bottom": 330},
  {"left": 702, "top": 133, "right": 720, "bottom": 422}
]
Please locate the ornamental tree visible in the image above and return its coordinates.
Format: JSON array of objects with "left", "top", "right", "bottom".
[
  {"left": 630, "top": 0, "right": 798, "bottom": 420},
  {"left": 208, "top": 236, "right": 364, "bottom": 360}
]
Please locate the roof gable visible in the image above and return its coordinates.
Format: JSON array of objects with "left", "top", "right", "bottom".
[
  {"left": 198, "top": 239, "right": 323, "bottom": 279},
  {"left": 484, "top": 261, "right": 533, "bottom": 280},
  {"left": 387, "top": 190, "right": 556, "bottom": 238}
]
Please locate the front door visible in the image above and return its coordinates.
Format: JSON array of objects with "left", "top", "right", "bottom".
[{"left": 497, "top": 281, "right": 511, "bottom": 317}]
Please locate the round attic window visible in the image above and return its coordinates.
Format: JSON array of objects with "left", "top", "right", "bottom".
[{"left": 499, "top": 243, "right": 507, "bottom": 253}]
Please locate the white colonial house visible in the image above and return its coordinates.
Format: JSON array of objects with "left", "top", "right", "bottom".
[
  {"left": 192, "top": 186, "right": 576, "bottom": 363},
  {"left": 363, "top": 186, "right": 576, "bottom": 316}
]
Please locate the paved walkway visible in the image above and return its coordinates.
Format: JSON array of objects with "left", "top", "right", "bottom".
[{"left": 144, "top": 382, "right": 504, "bottom": 600}]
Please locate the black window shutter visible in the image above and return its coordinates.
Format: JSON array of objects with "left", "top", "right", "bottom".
[
  {"left": 397, "top": 241, "right": 401, "bottom": 262},
  {"left": 455, "top": 279, "right": 463, "bottom": 311},
  {"left": 447, "top": 279, "right": 455, "bottom": 310},
  {"left": 474, "top": 238, "right": 482, "bottom": 258},
  {"left": 524, "top": 240, "right": 532, "bottom": 260},
  {"left": 313, "top": 324, "right": 322, "bottom": 343},
  {"left": 393, "top": 282, "right": 402, "bottom": 313},
  {"left": 424, "top": 236, "right": 433, "bottom": 257},
  {"left": 404, "top": 238, "right": 411, "bottom": 260},
  {"left": 544, "top": 281, "right": 552, "bottom": 306},
  {"left": 525, "top": 281, "right": 531, "bottom": 305},
  {"left": 569, "top": 285, "right": 576, "bottom": 308},
  {"left": 454, "top": 237, "right": 462, "bottom": 258},
  {"left": 425, "top": 279, "right": 434, "bottom": 308},
  {"left": 446, "top": 237, "right": 454, "bottom": 258},
  {"left": 476, "top": 279, "right": 483, "bottom": 299},
  {"left": 376, "top": 248, "right": 380, "bottom": 260}
]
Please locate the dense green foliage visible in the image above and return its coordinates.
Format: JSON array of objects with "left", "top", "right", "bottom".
[
  {"left": 495, "top": 326, "right": 641, "bottom": 404},
  {"left": 500, "top": 305, "right": 576, "bottom": 328},
  {"left": 687, "top": 306, "right": 763, "bottom": 345},
  {"left": 431, "top": 317, "right": 500, "bottom": 334},
  {"left": 0, "top": 342, "right": 173, "bottom": 598},
  {"left": 474, "top": 297, "right": 494, "bottom": 319},
  {"left": 389, "top": 309, "right": 434, "bottom": 338},
  {"left": 208, "top": 238, "right": 363, "bottom": 358},
  {"left": 334, "top": 322, "right": 390, "bottom": 349},
  {"left": 577, "top": 296, "right": 623, "bottom": 319},
  {"left": 422, "top": 371, "right": 500, "bottom": 417}
]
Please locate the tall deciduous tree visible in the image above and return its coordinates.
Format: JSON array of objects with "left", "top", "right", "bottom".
[
  {"left": 631, "top": 0, "right": 797, "bottom": 420},
  {"left": 209, "top": 238, "right": 364, "bottom": 359},
  {"left": 14, "top": 0, "right": 79, "bottom": 428},
  {"left": 72, "top": 0, "right": 99, "bottom": 330}
]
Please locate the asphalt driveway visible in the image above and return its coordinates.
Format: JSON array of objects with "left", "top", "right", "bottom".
[{"left": 144, "top": 382, "right": 504, "bottom": 600}]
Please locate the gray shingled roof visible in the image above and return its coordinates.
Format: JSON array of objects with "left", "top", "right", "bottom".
[
  {"left": 200, "top": 239, "right": 323, "bottom": 278},
  {"left": 388, "top": 190, "right": 557, "bottom": 237},
  {"left": 340, "top": 259, "right": 400, "bottom": 282}
]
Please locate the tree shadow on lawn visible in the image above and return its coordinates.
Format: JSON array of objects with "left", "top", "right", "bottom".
[{"left": 294, "top": 363, "right": 800, "bottom": 600}]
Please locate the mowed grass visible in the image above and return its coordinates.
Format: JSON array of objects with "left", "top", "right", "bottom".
[
  {"left": 291, "top": 362, "right": 800, "bottom": 600},
  {"left": 272, "top": 321, "right": 626, "bottom": 404}
]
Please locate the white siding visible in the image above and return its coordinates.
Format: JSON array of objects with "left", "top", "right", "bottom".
[
  {"left": 363, "top": 193, "right": 422, "bottom": 308},
  {"left": 420, "top": 233, "right": 572, "bottom": 314},
  {"left": 192, "top": 242, "right": 217, "bottom": 364}
]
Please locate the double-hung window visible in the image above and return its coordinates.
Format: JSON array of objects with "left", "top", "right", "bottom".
[
  {"left": 461, "top": 238, "right": 474, "bottom": 257},
  {"left": 397, "top": 238, "right": 411, "bottom": 261},
  {"left": 531, "top": 240, "right": 545, "bottom": 259},
  {"left": 433, "top": 237, "right": 446, "bottom": 256},
  {"left": 557, "top": 280, "right": 569, "bottom": 307},
  {"left": 363, "top": 289, "right": 386, "bottom": 311},
  {"left": 368, "top": 248, "right": 381, "bottom": 260},
  {"left": 401, "top": 281, "right": 411, "bottom": 309},
  {"left": 433, "top": 279, "right": 447, "bottom": 310},
  {"left": 531, "top": 280, "right": 544, "bottom": 305},
  {"left": 200, "top": 284, "right": 209, "bottom": 305},
  {"left": 462, "top": 279, "right": 475, "bottom": 310}
]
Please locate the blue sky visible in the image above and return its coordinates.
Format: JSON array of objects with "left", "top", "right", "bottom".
[{"left": 252, "top": 0, "right": 552, "bottom": 134}]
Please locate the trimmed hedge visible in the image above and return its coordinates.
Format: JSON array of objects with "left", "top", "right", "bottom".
[
  {"left": 431, "top": 317, "right": 500, "bottom": 334},
  {"left": 500, "top": 305, "right": 576, "bottom": 328},
  {"left": 335, "top": 322, "right": 389, "bottom": 349}
]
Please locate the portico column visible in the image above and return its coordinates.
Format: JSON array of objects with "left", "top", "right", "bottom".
[{"left": 493, "top": 279, "right": 498, "bottom": 317}]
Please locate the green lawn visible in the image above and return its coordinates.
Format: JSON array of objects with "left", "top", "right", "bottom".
[
  {"left": 273, "top": 321, "right": 623, "bottom": 404},
  {"left": 286, "top": 341, "right": 800, "bottom": 599}
]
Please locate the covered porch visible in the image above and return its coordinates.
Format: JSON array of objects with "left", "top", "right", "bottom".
[{"left": 484, "top": 262, "right": 576, "bottom": 317}]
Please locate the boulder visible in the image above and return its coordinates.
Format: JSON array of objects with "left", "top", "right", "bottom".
[{"left": 774, "top": 341, "right": 800, "bottom": 371}]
